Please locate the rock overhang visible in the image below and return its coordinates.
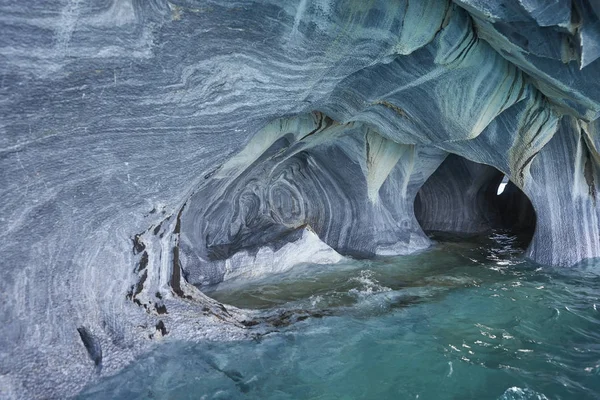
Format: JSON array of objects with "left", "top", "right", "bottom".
[{"left": 2, "top": 1, "right": 600, "bottom": 398}]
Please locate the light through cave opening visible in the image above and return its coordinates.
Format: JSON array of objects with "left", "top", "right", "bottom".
[
  {"left": 3, "top": 0, "right": 600, "bottom": 397},
  {"left": 497, "top": 175, "right": 509, "bottom": 195},
  {"left": 414, "top": 154, "right": 536, "bottom": 248}
]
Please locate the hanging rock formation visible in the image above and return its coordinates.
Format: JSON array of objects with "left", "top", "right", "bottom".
[
  {"left": 1, "top": 0, "right": 600, "bottom": 398},
  {"left": 178, "top": 113, "right": 446, "bottom": 285}
]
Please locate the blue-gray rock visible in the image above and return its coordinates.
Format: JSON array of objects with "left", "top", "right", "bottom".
[{"left": 1, "top": 0, "right": 600, "bottom": 398}]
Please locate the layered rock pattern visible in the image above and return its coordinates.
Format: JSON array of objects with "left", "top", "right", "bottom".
[
  {"left": 179, "top": 113, "right": 446, "bottom": 285},
  {"left": 1, "top": 0, "right": 600, "bottom": 398}
]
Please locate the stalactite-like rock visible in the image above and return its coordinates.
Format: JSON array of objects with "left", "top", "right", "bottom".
[
  {"left": 179, "top": 113, "right": 446, "bottom": 285},
  {"left": 2, "top": 0, "right": 600, "bottom": 398},
  {"left": 455, "top": 0, "right": 600, "bottom": 119}
]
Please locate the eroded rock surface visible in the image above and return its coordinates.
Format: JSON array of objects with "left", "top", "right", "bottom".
[{"left": 1, "top": 0, "right": 600, "bottom": 398}]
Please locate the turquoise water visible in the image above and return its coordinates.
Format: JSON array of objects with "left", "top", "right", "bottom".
[{"left": 79, "top": 232, "right": 600, "bottom": 399}]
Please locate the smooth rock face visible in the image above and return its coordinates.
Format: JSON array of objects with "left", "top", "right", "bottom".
[
  {"left": 524, "top": 115, "right": 600, "bottom": 266},
  {"left": 1, "top": 0, "right": 600, "bottom": 398},
  {"left": 179, "top": 112, "right": 446, "bottom": 285}
]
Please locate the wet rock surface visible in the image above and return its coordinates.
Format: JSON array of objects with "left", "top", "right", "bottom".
[{"left": 2, "top": 0, "right": 600, "bottom": 398}]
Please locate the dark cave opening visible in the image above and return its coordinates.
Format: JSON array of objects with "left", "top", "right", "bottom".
[
  {"left": 494, "top": 176, "right": 537, "bottom": 245},
  {"left": 414, "top": 154, "right": 536, "bottom": 247}
]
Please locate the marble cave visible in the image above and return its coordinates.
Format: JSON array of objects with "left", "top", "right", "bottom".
[{"left": 2, "top": 0, "right": 600, "bottom": 399}]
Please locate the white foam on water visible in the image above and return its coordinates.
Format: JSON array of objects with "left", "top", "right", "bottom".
[{"left": 498, "top": 387, "right": 549, "bottom": 400}]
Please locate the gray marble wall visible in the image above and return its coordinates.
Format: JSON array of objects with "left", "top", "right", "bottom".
[{"left": 2, "top": 0, "right": 600, "bottom": 398}]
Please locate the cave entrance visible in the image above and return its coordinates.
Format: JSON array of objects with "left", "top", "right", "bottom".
[
  {"left": 493, "top": 174, "right": 536, "bottom": 245},
  {"left": 496, "top": 175, "right": 509, "bottom": 195},
  {"left": 414, "top": 154, "right": 536, "bottom": 247}
]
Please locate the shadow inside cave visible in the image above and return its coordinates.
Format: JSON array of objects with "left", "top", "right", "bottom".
[{"left": 414, "top": 154, "right": 536, "bottom": 249}]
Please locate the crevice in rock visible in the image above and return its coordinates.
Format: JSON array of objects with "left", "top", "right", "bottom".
[{"left": 77, "top": 327, "right": 102, "bottom": 370}]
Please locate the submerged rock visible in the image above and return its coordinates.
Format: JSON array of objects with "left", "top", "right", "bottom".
[{"left": 1, "top": 0, "right": 600, "bottom": 398}]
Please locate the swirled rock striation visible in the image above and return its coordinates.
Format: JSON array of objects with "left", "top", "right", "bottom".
[{"left": 1, "top": 0, "right": 600, "bottom": 398}]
